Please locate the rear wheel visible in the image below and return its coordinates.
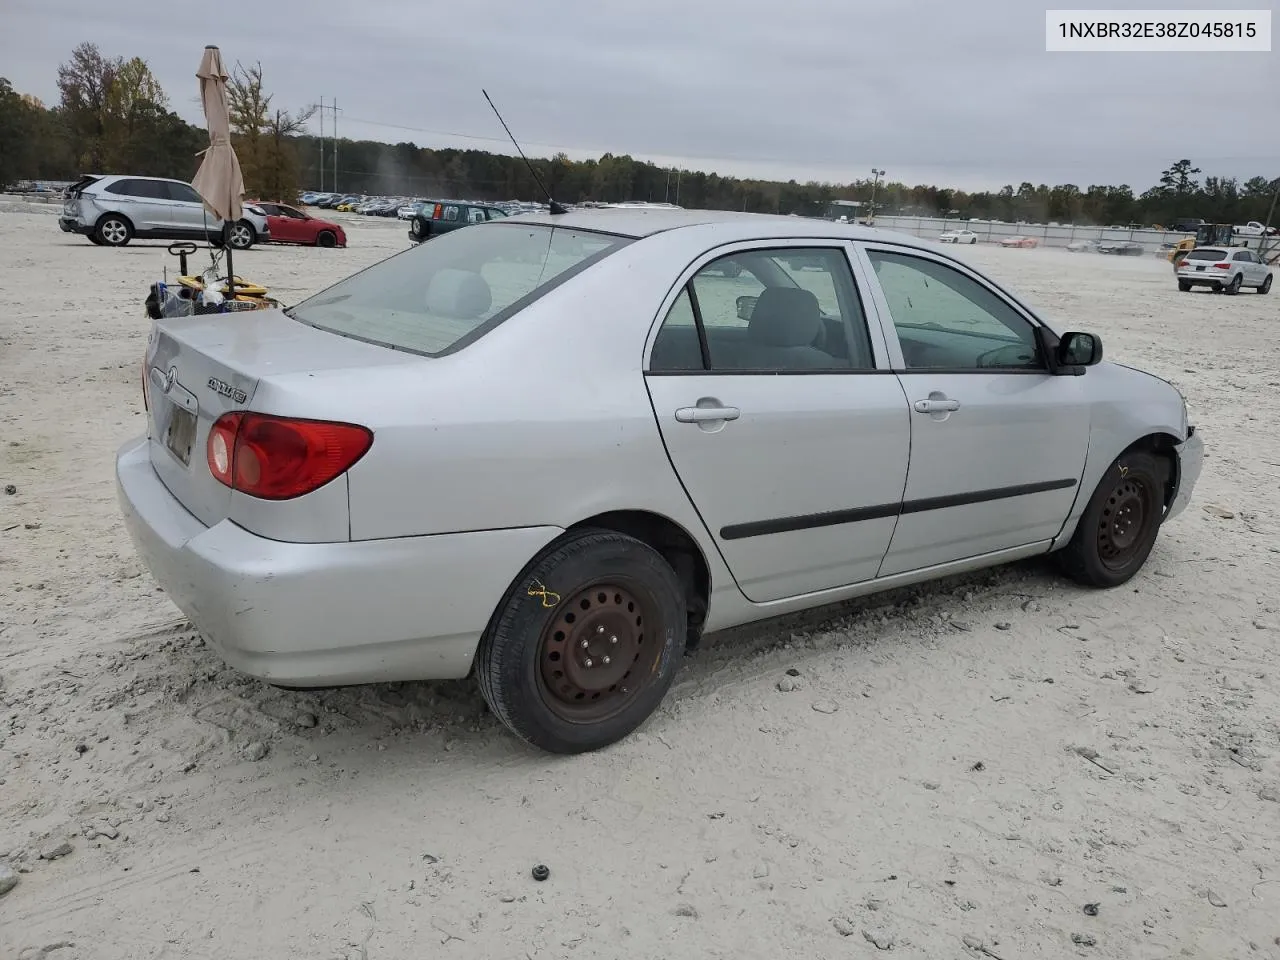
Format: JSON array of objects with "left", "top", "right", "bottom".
[
  {"left": 95, "top": 215, "right": 132, "bottom": 247},
  {"left": 1225, "top": 273, "right": 1242, "bottom": 295},
  {"left": 1177, "top": 280, "right": 1191, "bottom": 292},
  {"left": 1056, "top": 450, "right": 1168, "bottom": 588},
  {"left": 1259, "top": 274, "right": 1272, "bottom": 294},
  {"left": 476, "top": 529, "right": 686, "bottom": 754},
  {"left": 316, "top": 230, "right": 336, "bottom": 248}
]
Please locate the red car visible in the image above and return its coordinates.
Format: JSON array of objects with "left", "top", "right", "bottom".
[{"left": 251, "top": 201, "right": 347, "bottom": 248}]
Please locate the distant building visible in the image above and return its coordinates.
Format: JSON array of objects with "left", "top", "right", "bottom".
[{"left": 823, "top": 200, "right": 864, "bottom": 221}]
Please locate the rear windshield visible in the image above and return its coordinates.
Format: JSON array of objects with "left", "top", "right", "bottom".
[
  {"left": 287, "top": 223, "right": 630, "bottom": 357},
  {"left": 1184, "top": 248, "right": 1226, "bottom": 261}
]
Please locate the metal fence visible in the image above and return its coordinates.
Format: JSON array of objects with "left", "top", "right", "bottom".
[{"left": 867, "top": 215, "right": 1272, "bottom": 257}]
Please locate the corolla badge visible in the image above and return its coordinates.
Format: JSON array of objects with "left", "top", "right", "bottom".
[{"left": 207, "top": 376, "right": 248, "bottom": 405}]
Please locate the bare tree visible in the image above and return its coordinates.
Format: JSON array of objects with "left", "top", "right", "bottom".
[{"left": 226, "top": 61, "right": 313, "bottom": 200}]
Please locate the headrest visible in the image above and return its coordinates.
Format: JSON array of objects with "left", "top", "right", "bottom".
[
  {"left": 748, "top": 287, "right": 821, "bottom": 347},
  {"left": 424, "top": 268, "right": 492, "bottom": 319}
]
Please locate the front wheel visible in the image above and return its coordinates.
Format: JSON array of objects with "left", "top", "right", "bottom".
[
  {"left": 1259, "top": 274, "right": 1272, "bottom": 295},
  {"left": 316, "top": 230, "right": 336, "bottom": 248},
  {"left": 1056, "top": 450, "right": 1169, "bottom": 588},
  {"left": 476, "top": 529, "right": 686, "bottom": 754},
  {"left": 228, "top": 220, "right": 255, "bottom": 250}
]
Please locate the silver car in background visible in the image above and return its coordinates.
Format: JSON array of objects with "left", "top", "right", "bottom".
[
  {"left": 59, "top": 174, "right": 270, "bottom": 249},
  {"left": 116, "top": 209, "right": 1204, "bottom": 754},
  {"left": 1176, "top": 246, "right": 1273, "bottom": 294}
]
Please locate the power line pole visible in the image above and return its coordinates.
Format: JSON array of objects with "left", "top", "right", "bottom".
[
  {"left": 332, "top": 98, "right": 339, "bottom": 194},
  {"left": 318, "top": 96, "right": 325, "bottom": 192}
]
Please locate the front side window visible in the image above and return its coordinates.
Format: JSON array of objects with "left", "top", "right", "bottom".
[
  {"left": 166, "top": 182, "right": 204, "bottom": 204},
  {"left": 866, "top": 249, "right": 1041, "bottom": 370},
  {"left": 288, "top": 224, "right": 629, "bottom": 357},
  {"left": 486, "top": 208, "right": 508, "bottom": 221},
  {"left": 650, "top": 247, "right": 875, "bottom": 372}
]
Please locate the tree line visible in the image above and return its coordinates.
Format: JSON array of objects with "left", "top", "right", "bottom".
[{"left": 2, "top": 43, "right": 1277, "bottom": 229}]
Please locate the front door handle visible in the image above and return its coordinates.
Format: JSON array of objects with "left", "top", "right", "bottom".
[
  {"left": 913, "top": 398, "right": 961, "bottom": 414},
  {"left": 675, "top": 404, "right": 740, "bottom": 423}
]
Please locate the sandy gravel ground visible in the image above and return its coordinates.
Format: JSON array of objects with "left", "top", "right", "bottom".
[{"left": 2, "top": 208, "right": 1278, "bottom": 960}]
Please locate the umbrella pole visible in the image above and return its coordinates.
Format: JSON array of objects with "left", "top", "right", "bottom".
[{"left": 224, "top": 221, "right": 235, "bottom": 303}]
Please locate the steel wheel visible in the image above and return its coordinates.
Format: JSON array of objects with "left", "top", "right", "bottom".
[
  {"left": 1095, "top": 475, "right": 1156, "bottom": 572},
  {"left": 536, "top": 582, "right": 658, "bottom": 724},
  {"left": 229, "top": 222, "right": 254, "bottom": 249}
]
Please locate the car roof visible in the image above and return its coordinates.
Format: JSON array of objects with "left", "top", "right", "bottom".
[{"left": 508, "top": 207, "right": 895, "bottom": 243}]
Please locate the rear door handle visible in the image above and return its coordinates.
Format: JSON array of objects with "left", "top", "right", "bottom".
[
  {"left": 913, "top": 398, "right": 961, "bottom": 413},
  {"left": 675, "top": 405, "right": 740, "bottom": 423}
]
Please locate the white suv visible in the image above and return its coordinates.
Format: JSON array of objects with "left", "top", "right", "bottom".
[{"left": 58, "top": 174, "right": 270, "bottom": 249}]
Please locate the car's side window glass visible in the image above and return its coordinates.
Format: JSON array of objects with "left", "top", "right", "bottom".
[
  {"left": 649, "top": 287, "right": 705, "bottom": 372},
  {"left": 444, "top": 206, "right": 460, "bottom": 222},
  {"left": 130, "top": 180, "right": 169, "bottom": 200},
  {"left": 687, "top": 248, "right": 873, "bottom": 372},
  {"left": 105, "top": 179, "right": 139, "bottom": 196},
  {"left": 486, "top": 208, "right": 507, "bottom": 220},
  {"left": 468, "top": 207, "right": 486, "bottom": 223},
  {"left": 866, "top": 249, "right": 1041, "bottom": 371},
  {"left": 167, "top": 182, "right": 203, "bottom": 204}
]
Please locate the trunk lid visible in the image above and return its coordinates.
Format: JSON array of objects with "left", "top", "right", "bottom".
[{"left": 145, "top": 308, "right": 417, "bottom": 528}]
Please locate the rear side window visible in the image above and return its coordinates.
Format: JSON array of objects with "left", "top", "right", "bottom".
[
  {"left": 1184, "top": 248, "right": 1226, "bottom": 261},
  {"left": 288, "top": 224, "right": 631, "bottom": 357}
]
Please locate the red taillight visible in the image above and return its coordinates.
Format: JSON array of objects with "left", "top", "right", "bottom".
[
  {"left": 206, "top": 412, "right": 373, "bottom": 500},
  {"left": 1213, "top": 262, "right": 1230, "bottom": 270},
  {"left": 433, "top": 203, "right": 442, "bottom": 219}
]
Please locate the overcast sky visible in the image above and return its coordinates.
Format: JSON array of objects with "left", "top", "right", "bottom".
[{"left": 2, "top": 0, "right": 1276, "bottom": 191}]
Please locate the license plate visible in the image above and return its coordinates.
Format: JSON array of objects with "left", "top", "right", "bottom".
[
  {"left": 166, "top": 405, "right": 197, "bottom": 466},
  {"left": 1196, "top": 265, "right": 1205, "bottom": 271}
]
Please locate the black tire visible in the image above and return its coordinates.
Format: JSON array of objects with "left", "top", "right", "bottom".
[
  {"left": 228, "top": 220, "right": 255, "bottom": 250},
  {"left": 409, "top": 217, "right": 427, "bottom": 242},
  {"left": 95, "top": 214, "right": 132, "bottom": 247},
  {"left": 1225, "top": 273, "right": 1242, "bottom": 295},
  {"left": 1259, "top": 274, "right": 1272, "bottom": 295},
  {"left": 1177, "top": 280, "right": 1191, "bottom": 292},
  {"left": 476, "top": 529, "right": 686, "bottom": 754},
  {"left": 316, "top": 230, "right": 336, "bottom": 248},
  {"left": 88, "top": 233, "right": 104, "bottom": 246},
  {"left": 1056, "top": 450, "right": 1169, "bottom": 588}
]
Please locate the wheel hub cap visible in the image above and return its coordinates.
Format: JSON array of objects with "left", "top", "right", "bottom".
[{"left": 538, "top": 583, "right": 650, "bottom": 722}]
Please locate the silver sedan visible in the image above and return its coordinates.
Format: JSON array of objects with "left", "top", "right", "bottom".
[{"left": 117, "top": 209, "right": 1204, "bottom": 754}]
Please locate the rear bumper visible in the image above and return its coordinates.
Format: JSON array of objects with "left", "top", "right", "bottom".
[
  {"left": 58, "top": 218, "right": 90, "bottom": 235},
  {"left": 115, "top": 435, "right": 562, "bottom": 686},
  {"left": 1165, "top": 427, "right": 1204, "bottom": 522}
]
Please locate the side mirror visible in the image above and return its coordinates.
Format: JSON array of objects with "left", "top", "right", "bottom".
[
  {"left": 736, "top": 295, "right": 758, "bottom": 321},
  {"left": 1057, "top": 331, "right": 1103, "bottom": 367}
]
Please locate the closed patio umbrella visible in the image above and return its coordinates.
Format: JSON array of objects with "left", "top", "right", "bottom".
[{"left": 190, "top": 45, "right": 244, "bottom": 301}]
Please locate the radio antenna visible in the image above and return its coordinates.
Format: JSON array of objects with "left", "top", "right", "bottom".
[{"left": 482, "top": 89, "right": 568, "bottom": 215}]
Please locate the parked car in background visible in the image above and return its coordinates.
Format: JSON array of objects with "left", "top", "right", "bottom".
[
  {"left": 1234, "top": 221, "right": 1278, "bottom": 238},
  {"left": 1176, "top": 247, "right": 1273, "bottom": 294},
  {"left": 252, "top": 201, "right": 347, "bottom": 248},
  {"left": 398, "top": 200, "right": 425, "bottom": 219},
  {"left": 1066, "top": 239, "right": 1099, "bottom": 253},
  {"left": 58, "top": 174, "right": 269, "bottom": 249},
  {"left": 118, "top": 209, "right": 1203, "bottom": 754},
  {"left": 939, "top": 228, "right": 978, "bottom": 244},
  {"left": 408, "top": 200, "right": 509, "bottom": 243},
  {"left": 1000, "top": 235, "right": 1039, "bottom": 248},
  {"left": 1097, "top": 240, "right": 1144, "bottom": 256}
]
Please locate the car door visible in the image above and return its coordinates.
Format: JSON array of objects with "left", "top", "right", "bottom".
[
  {"left": 854, "top": 243, "right": 1091, "bottom": 577},
  {"left": 104, "top": 178, "right": 171, "bottom": 232},
  {"left": 163, "top": 180, "right": 216, "bottom": 236},
  {"left": 643, "top": 243, "right": 911, "bottom": 603},
  {"left": 265, "top": 204, "right": 303, "bottom": 243}
]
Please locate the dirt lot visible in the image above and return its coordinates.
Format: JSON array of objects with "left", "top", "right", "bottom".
[{"left": 2, "top": 207, "right": 1278, "bottom": 960}]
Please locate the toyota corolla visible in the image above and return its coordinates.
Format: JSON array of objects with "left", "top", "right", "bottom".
[{"left": 117, "top": 209, "right": 1204, "bottom": 754}]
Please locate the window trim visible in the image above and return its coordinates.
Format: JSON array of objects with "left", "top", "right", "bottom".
[
  {"left": 853, "top": 241, "right": 1052, "bottom": 376},
  {"left": 643, "top": 240, "right": 891, "bottom": 376}
]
